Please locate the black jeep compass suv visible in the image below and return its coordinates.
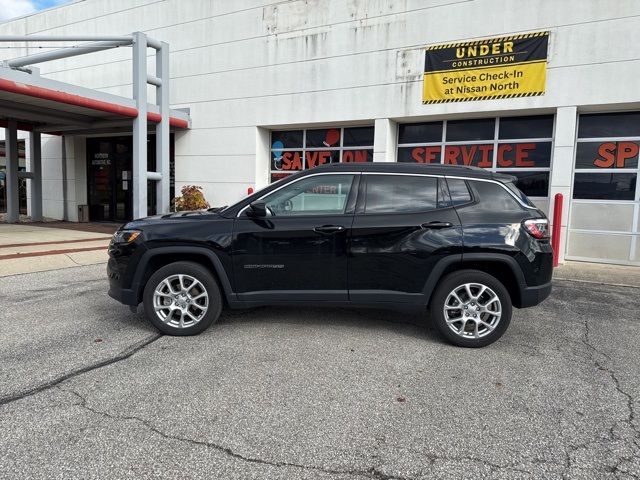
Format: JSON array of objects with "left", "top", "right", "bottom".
[{"left": 108, "top": 163, "right": 552, "bottom": 347}]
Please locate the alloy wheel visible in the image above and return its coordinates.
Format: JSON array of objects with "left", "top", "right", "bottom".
[
  {"left": 152, "top": 274, "right": 209, "bottom": 328},
  {"left": 443, "top": 283, "right": 502, "bottom": 339}
]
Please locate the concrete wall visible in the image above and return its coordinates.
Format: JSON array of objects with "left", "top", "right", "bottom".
[{"left": 1, "top": 0, "right": 639, "bottom": 262}]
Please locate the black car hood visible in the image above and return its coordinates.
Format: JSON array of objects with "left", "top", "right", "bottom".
[{"left": 121, "top": 210, "right": 225, "bottom": 230}]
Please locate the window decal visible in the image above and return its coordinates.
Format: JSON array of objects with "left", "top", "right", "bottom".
[{"left": 270, "top": 127, "right": 373, "bottom": 182}]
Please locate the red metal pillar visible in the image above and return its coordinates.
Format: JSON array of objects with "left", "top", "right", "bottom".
[{"left": 551, "top": 193, "right": 564, "bottom": 267}]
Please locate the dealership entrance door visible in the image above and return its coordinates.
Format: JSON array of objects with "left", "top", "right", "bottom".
[{"left": 87, "top": 135, "right": 174, "bottom": 222}]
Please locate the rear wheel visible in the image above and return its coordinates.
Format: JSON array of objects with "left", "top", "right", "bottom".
[
  {"left": 143, "top": 261, "right": 222, "bottom": 336},
  {"left": 429, "top": 269, "right": 512, "bottom": 348}
]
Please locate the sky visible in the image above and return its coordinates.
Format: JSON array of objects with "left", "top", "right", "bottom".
[{"left": 0, "top": 0, "right": 70, "bottom": 21}]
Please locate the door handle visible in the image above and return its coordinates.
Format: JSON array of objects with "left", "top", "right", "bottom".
[
  {"left": 314, "top": 225, "right": 346, "bottom": 234},
  {"left": 421, "top": 221, "right": 453, "bottom": 229}
]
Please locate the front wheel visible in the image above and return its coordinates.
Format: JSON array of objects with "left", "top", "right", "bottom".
[
  {"left": 429, "top": 270, "right": 512, "bottom": 348},
  {"left": 143, "top": 261, "right": 222, "bottom": 336}
]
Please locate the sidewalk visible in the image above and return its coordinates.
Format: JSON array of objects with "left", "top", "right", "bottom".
[
  {"left": 0, "top": 223, "right": 116, "bottom": 277},
  {"left": 554, "top": 260, "right": 640, "bottom": 288}
]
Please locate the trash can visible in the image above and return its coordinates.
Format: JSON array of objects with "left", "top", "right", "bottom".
[{"left": 78, "top": 204, "right": 89, "bottom": 223}]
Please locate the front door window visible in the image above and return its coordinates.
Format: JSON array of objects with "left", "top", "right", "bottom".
[{"left": 261, "top": 174, "right": 355, "bottom": 216}]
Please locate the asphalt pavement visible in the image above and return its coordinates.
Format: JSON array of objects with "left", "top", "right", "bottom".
[{"left": 0, "top": 264, "right": 638, "bottom": 479}]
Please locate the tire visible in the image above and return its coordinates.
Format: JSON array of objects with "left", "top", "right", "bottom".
[
  {"left": 429, "top": 269, "right": 512, "bottom": 348},
  {"left": 143, "top": 261, "right": 222, "bottom": 336}
]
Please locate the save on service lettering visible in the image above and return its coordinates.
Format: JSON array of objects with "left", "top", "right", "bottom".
[
  {"left": 409, "top": 143, "right": 541, "bottom": 167},
  {"left": 422, "top": 31, "right": 550, "bottom": 104}
]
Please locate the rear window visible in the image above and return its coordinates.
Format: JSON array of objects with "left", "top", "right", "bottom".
[
  {"left": 469, "top": 180, "right": 525, "bottom": 211},
  {"left": 504, "top": 181, "right": 535, "bottom": 207}
]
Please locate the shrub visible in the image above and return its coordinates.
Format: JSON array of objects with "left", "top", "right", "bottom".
[{"left": 174, "top": 185, "right": 210, "bottom": 211}]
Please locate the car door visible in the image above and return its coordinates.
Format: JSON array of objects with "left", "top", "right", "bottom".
[
  {"left": 348, "top": 173, "right": 463, "bottom": 304},
  {"left": 232, "top": 173, "right": 358, "bottom": 302}
]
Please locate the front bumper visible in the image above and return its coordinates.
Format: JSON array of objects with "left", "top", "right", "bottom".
[
  {"left": 107, "top": 256, "right": 139, "bottom": 306},
  {"left": 518, "top": 281, "right": 552, "bottom": 308}
]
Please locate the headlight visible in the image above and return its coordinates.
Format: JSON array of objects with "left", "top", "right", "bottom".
[{"left": 111, "top": 229, "right": 141, "bottom": 244}]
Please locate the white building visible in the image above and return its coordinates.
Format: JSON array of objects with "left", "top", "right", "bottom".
[{"left": 1, "top": 0, "right": 639, "bottom": 266}]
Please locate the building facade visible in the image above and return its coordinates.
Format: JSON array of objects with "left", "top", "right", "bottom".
[{"left": 1, "top": 0, "right": 639, "bottom": 265}]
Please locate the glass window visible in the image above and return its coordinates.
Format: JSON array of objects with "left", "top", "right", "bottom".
[
  {"left": 499, "top": 115, "right": 554, "bottom": 139},
  {"left": 496, "top": 142, "right": 552, "bottom": 169},
  {"left": 342, "top": 149, "right": 373, "bottom": 163},
  {"left": 306, "top": 128, "right": 341, "bottom": 148},
  {"left": 262, "top": 174, "right": 354, "bottom": 216},
  {"left": 270, "top": 127, "right": 373, "bottom": 182},
  {"left": 443, "top": 144, "right": 494, "bottom": 168},
  {"left": 446, "top": 118, "right": 495, "bottom": 141},
  {"left": 572, "top": 173, "right": 637, "bottom": 200},
  {"left": 578, "top": 112, "right": 640, "bottom": 138},
  {"left": 397, "top": 146, "right": 442, "bottom": 164},
  {"left": 364, "top": 175, "right": 442, "bottom": 214},
  {"left": 398, "top": 122, "right": 442, "bottom": 144},
  {"left": 271, "top": 130, "right": 303, "bottom": 148},
  {"left": 469, "top": 180, "right": 523, "bottom": 211},
  {"left": 271, "top": 172, "right": 292, "bottom": 183},
  {"left": 343, "top": 127, "right": 374, "bottom": 146},
  {"left": 575, "top": 141, "right": 639, "bottom": 169},
  {"left": 396, "top": 116, "right": 553, "bottom": 199},
  {"left": 271, "top": 150, "right": 304, "bottom": 172},
  {"left": 305, "top": 150, "right": 340, "bottom": 169},
  {"left": 501, "top": 171, "right": 550, "bottom": 197},
  {"left": 446, "top": 179, "right": 472, "bottom": 205}
]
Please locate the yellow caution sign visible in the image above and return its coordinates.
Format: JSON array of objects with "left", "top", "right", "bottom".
[{"left": 423, "top": 32, "right": 549, "bottom": 104}]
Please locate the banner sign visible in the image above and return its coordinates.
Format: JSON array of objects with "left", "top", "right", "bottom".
[{"left": 423, "top": 31, "right": 549, "bottom": 104}]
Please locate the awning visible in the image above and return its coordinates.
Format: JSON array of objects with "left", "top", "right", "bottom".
[{"left": 0, "top": 66, "right": 190, "bottom": 135}]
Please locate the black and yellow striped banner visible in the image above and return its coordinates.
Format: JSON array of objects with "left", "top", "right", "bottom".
[{"left": 423, "top": 31, "right": 549, "bottom": 104}]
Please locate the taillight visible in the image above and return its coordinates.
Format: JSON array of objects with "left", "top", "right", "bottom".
[{"left": 523, "top": 218, "right": 549, "bottom": 239}]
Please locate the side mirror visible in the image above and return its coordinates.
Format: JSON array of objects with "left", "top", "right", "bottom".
[{"left": 248, "top": 201, "right": 267, "bottom": 217}]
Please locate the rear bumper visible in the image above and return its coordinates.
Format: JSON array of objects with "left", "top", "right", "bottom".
[{"left": 518, "top": 281, "right": 552, "bottom": 308}]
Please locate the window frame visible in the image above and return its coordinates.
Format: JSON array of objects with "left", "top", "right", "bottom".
[{"left": 396, "top": 115, "right": 555, "bottom": 199}]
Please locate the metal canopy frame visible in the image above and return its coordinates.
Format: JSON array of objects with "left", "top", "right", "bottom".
[{"left": 0, "top": 33, "right": 189, "bottom": 222}]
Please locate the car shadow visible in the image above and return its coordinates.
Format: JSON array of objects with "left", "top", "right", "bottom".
[{"left": 216, "top": 305, "right": 445, "bottom": 344}]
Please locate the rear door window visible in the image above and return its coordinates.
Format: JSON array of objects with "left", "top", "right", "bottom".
[{"left": 363, "top": 175, "right": 447, "bottom": 214}]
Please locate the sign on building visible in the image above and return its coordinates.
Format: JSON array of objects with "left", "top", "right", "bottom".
[{"left": 423, "top": 31, "right": 549, "bottom": 104}]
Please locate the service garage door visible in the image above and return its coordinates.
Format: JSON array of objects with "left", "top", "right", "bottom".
[{"left": 567, "top": 112, "right": 640, "bottom": 265}]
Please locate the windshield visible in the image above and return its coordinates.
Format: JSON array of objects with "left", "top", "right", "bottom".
[
  {"left": 504, "top": 181, "right": 535, "bottom": 207},
  {"left": 217, "top": 175, "right": 292, "bottom": 214}
]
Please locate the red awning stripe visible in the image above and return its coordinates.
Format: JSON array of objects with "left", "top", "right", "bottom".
[
  {"left": 0, "top": 78, "right": 139, "bottom": 118},
  {"left": 147, "top": 111, "right": 189, "bottom": 128},
  {"left": 0, "top": 78, "right": 189, "bottom": 129},
  {"left": 169, "top": 117, "right": 189, "bottom": 128}
]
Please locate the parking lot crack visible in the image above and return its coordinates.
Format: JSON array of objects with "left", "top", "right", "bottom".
[
  {"left": 0, "top": 333, "right": 162, "bottom": 407},
  {"left": 59, "top": 386, "right": 414, "bottom": 480},
  {"left": 574, "top": 318, "right": 640, "bottom": 477}
]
